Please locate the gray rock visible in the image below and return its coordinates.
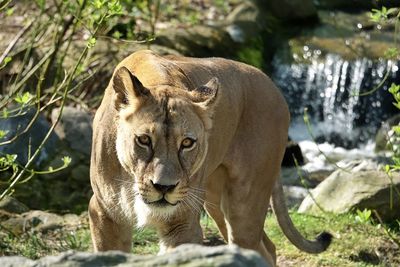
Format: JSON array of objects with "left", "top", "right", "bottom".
[
  {"left": 280, "top": 167, "right": 320, "bottom": 188},
  {"left": 155, "top": 25, "right": 236, "bottom": 58},
  {"left": 262, "top": 0, "right": 318, "bottom": 21},
  {"left": 0, "top": 256, "right": 33, "bottom": 267},
  {"left": 226, "top": 1, "right": 260, "bottom": 43},
  {"left": 70, "top": 164, "right": 90, "bottom": 182},
  {"left": 1, "top": 210, "right": 74, "bottom": 235},
  {"left": 51, "top": 107, "right": 93, "bottom": 157},
  {"left": 23, "top": 210, "right": 64, "bottom": 232},
  {"left": 298, "top": 170, "right": 400, "bottom": 221},
  {"left": 0, "top": 107, "right": 60, "bottom": 166},
  {"left": 0, "top": 196, "right": 29, "bottom": 214},
  {"left": 0, "top": 244, "right": 270, "bottom": 267}
]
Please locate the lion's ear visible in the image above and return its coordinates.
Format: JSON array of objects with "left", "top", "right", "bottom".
[
  {"left": 112, "top": 67, "right": 149, "bottom": 110},
  {"left": 190, "top": 77, "right": 220, "bottom": 109}
]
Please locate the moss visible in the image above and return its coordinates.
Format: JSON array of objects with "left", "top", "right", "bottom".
[{"left": 235, "top": 37, "right": 264, "bottom": 68}]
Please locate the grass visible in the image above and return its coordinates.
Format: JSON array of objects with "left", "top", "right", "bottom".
[
  {"left": 266, "top": 211, "right": 400, "bottom": 266},
  {"left": 0, "top": 211, "right": 399, "bottom": 266}
]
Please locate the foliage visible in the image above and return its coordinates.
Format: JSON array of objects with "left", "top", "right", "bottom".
[
  {"left": 0, "top": 0, "right": 123, "bottom": 200},
  {"left": 354, "top": 208, "right": 372, "bottom": 224}
]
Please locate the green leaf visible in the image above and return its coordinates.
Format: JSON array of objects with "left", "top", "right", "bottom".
[
  {"left": 393, "top": 101, "right": 400, "bottom": 110},
  {"left": 388, "top": 83, "right": 400, "bottom": 95},
  {"left": 62, "top": 156, "right": 72, "bottom": 166},
  {"left": 0, "top": 56, "right": 12, "bottom": 69},
  {"left": 107, "top": 0, "right": 122, "bottom": 16},
  {"left": 384, "top": 47, "right": 399, "bottom": 59},
  {"left": 5, "top": 6, "right": 13, "bottom": 15},
  {"left": 14, "top": 92, "right": 33, "bottom": 105},
  {"left": 2, "top": 108, "right": 8, "bottom": 118},
  {"left": 385, "top": 164, "right": 391, "bottom": 173},
  {"left": 112, "top": 30, "right": 122, "bottom": 39},
  {"left": 87, "top": 37, "right": 96, "bottom": 48},
  {"left": 355, "top": 208, "right": 372, "bottom": 224},
  {"left": 393, "top": 125, "right": 400, "bottom": 135},
  {"left": 0, "top": 129, "right": 8, "bottom": 139},
  {"left": 91, "top": 0, "right": 105, "bottom": 9}
]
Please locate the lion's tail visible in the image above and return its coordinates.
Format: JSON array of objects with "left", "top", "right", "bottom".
[{"left": 271, "top": 179, "right": 332, "bottom": 253}]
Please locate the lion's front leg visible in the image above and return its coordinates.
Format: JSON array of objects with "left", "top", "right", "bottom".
[
  {"left": 89, "top": 195, "right": 133, "bottom": 252},
  {"left": 156, "top": 212, "right": 203, "bottom": 253}
]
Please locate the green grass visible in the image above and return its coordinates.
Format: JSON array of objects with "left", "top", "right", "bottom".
[
  {"left": 265, "top": 211, "right": 400, "bottom": 266},
  {"left": 0, "top": 211, "right": 399, "bottom": 266},
  {"left": 132, "top": 227, "right": 159, "bottom": 254}
]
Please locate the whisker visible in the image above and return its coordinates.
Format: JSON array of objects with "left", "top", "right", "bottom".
[
  {"left": 181, "top": 200, "right": 195, "bottom": 216},
  {"left": 189, "top": 186, "right": 206, "bottom": 193},
  {"left": 186, "top": 196, "right": 203, "bottom": 215},
  {"left": 184, "top": 198, "right": 201, "bottom": 215},
  {"left": 112, "top": 178, "right": 136, "bottom": 185}
]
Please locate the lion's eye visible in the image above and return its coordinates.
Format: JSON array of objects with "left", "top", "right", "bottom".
[
  {"left": 181, "top": 138, "right": 196, "bottom": 150},
  {"left": 136, "top": 135, "right": 152, "bottom": 147}
]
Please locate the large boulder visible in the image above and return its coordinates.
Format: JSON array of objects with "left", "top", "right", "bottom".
[
  {"left": 0, "top": 244, "right": 270, "bottom": 267},
  {"left": 155, "top": 25, "right": 236, "bottom": 58},
  {"left": 0, "top": 107, "right": 60, "bottom": 166},
  {"left": 261, "top": 0, "right": 318, "bottom": 22},
  {"left": 0, "top": 210, "right": 83, "bottom": 235},
  {"left": 51, "top": 106, "right": 93, "bottom": 157},
  {"left": 298, "top": 169, "right": 400, "bottom": 221}
]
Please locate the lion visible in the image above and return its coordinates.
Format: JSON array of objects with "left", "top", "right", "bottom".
[{"left": 89, "top": 50, "right": 331, "bottom": 266}]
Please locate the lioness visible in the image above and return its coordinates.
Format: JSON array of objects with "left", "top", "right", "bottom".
[{"left": 89, "top": 50, "right": 331, "bottom": 266}]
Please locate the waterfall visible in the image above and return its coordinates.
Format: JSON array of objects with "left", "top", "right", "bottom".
[{"left": 272, "top": 53, "right": 400, "bottom": 148}]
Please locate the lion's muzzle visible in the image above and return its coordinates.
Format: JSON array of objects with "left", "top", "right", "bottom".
[{"left": 151, "top": 180, "right": 178, "bottom": 194}]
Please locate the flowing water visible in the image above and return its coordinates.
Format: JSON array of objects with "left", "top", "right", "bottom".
[{"left": 272, "top": 53, "right": 400, "bottom": 149}]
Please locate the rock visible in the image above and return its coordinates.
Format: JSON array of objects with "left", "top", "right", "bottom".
[
  {"left": 375, "top": 114, "right": 400, "bottom": 153},
  {"left": 0, "top": 107, "right": 60, "bottom": 166},
  {"left": 51, "top": 107, "right": 93, "bottom": 157},
  {"left": 283, "top": 185, "right": 309, "bottom": 208},
  {"left": 315, "top": 0, "right": 400, "bottom": 10},
  {"left": 155, "top": 25, "right": 236, "bottom": 58},
  {"left": 262, "top": 0, "right": 318, "bottom": 22},
  {"left": 23, "top": 210, "right": 64, "bottom": 232},
  {"left": 225, "top": 1, "right": 260, "bottom": 43},
  {"left": 282, "top": 139, "right": 304, "bottom": 167},
  {"left": 0, "top": 196, "right": 29, "bottom": 214},
  {"left": 0, "top": 244, "right": 270, "bottom": 267},
  {"left": 0, "top": 216, "right": 25, "bottom": 235},
  {"left": 62, "top": 213, "right": 81, "bottom": 226},
  {"left": 280, "top": 167, "right": 320, "bottom": 188},
  {"left": 71, "top": 164, "right": 90, "bottom": 182},
  {"left": 298, "top": 169, "right": 400, "bottom": 221},
  {"left": 0, "top": 210, "right": 77, "bottom": 235}
]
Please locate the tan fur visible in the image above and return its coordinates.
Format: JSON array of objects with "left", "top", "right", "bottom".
[{"left": 89, "top": 50, "right": 330, "bottom": 266}]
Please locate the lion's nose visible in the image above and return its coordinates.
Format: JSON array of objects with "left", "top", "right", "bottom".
[{"left": 151, "top": 180, "right": 178, "bottom": 194}]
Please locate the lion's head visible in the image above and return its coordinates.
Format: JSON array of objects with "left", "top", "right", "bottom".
[{"left": 112, "top": 67, "right": 219, "bottom": 225}]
